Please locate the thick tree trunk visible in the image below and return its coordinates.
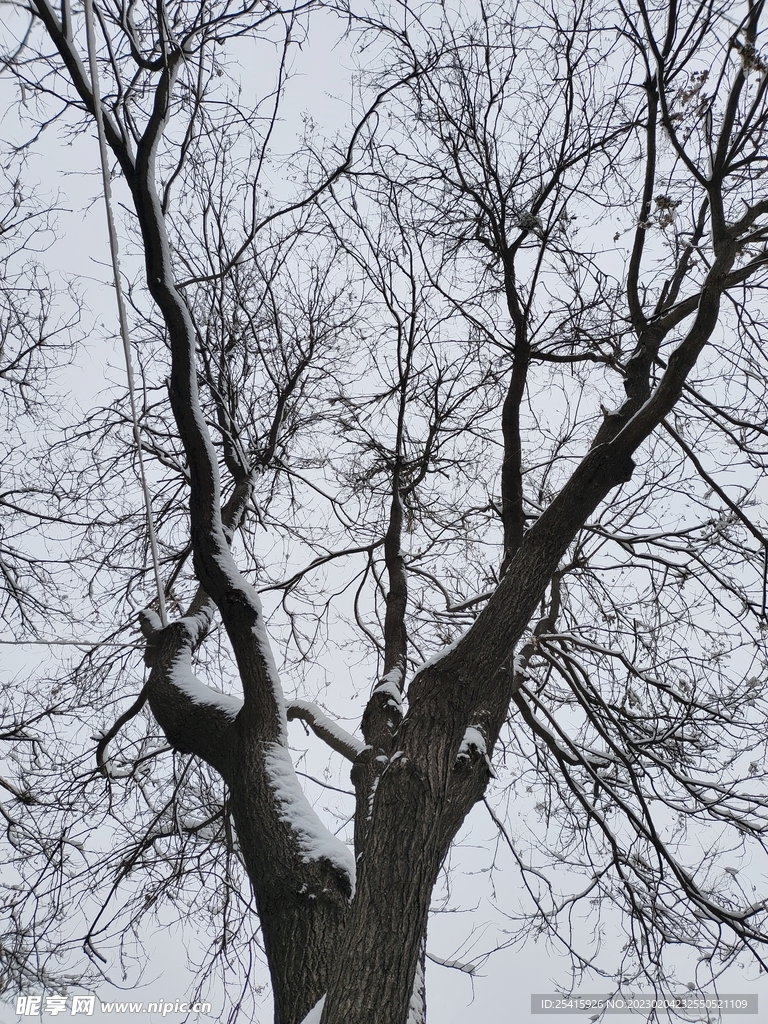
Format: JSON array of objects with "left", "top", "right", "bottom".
[{"left": 225, "top": 749, "right": 350, "bottom": 1024}]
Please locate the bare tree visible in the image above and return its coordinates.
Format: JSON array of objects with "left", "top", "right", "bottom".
[
  {"left": 0, "top": 158, "right": 79, "bottom": 630},
  {"left": 3, "top": 0, "right": 768, "bottom": 1022}
]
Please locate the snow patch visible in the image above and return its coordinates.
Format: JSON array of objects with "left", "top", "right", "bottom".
[
  {"left": 247, "top": 583, "right": 288, "bottom": 735},
  {"left": 457, "top": 726, "right": 494, "bottom": 775},
  {"left": 263, "top": 742, "right": 356, "bottom": 893},
  {"left": 367, "top": 775, "right": 380, "bottom": 822},
  {"left": 512, "top": 653, "right": 528, "bottom": 677},
  {"left": 167, "top": 658, "right": 243, "bottom": 719},
  {"left": 457, "top": 726, "right": 487, "bottom": 760},
  {"left": 372, "top": 666, "right": 403, "bottom": 709},
  {"left": 208, "top": 566, "right": 288, "bottom": 739},
  {"left": 406, "top": 953, "right": 426, "bottom": 1023},
  {"left": 140, "top": 608, "right": 163, "bottom": 633},
  {"left": 179, "top": 606, "right": 214, "bottom": 637},
  {"left": 288, "top": 700, "right": 365, "bottom": 757},
  {"left": 210, "top": 572, "right": 290, "bottom": 739},
  {"left": 412, "top": 626, "right": 471, "bottom": 677}
]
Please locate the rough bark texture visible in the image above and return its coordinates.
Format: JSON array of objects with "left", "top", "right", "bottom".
[{"left": 224, "top": 739, "right": 351, "bottom": 1024}]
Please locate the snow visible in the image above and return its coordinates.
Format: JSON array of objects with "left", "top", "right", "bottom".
[
  {"left": 366, "top": 774, "right": 379, "bottom": 822},
  {"left": 372, "top": 665, "right": 404, "bottom": 708},
  {"left": 140, "top": 608, "right": 163, "bottom": 633},
  {"left": 203, "top": 565, "right": 289, "bottom": 739},
  {"left": 241, "top": 577, "right": 289, "bottom": 739},
  {"left": 447, "top": 588, "right": 494, "bottom": 612},
  {"left": 406, "top": 953, "right": 426, "bottom": 1023},
  {"left": 299, "top": 995, "right": 325, "bottom": 1024},
  {"left": 262, "top": 742, "right": 356, "bottom": 893},
  {"left": 288, "top": 700, "right": 365, "bottom": 757},
  {"left": 457, "top": 726, "right": 487, "bottom": 759},
  {"left": 180, "top": 605, "right": 215, "bottom": 637},
  {"left": 411, "top": 626, "right": 471, "bottom": 677},
  {"left": 512, "top": 653, "right": 528, "bottom": 677},
  {"left": 167, "top": 657, "right": 243, "bottom": 719},
  {"left": 457, "top": 726, "right": 494, "bottom": 774},
  {"left": 426, "top": 952, "right": 477, "bottom": 975}
]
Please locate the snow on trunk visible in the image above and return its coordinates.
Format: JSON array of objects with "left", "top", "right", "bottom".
[
  {"left": 406, "top": 950, "right": 426, "bottom": 1023},
  {"left": 262, "top": 742, "right": 356, "bottom": 893}
]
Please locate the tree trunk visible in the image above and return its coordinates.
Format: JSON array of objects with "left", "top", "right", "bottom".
[{"left": 225, "top": 749, "right": 350, "bottom": 1024}]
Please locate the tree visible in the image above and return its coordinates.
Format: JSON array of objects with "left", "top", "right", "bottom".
[
  {"left": 3, "top": 0, "right": 768, "bottom": 1021},
  {"left": 0, "top": 158, "right": 78, "bottom": 630}
]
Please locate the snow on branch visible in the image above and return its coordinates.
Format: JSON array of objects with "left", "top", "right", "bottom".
[
  {"left": 139, "top": 611, "right": 241, "bottom": 768},
  {"left": 262, "top": 743, "right": 356, "bottom": 896},
  {"left": 167, "top": 659, "right": 243, "bottom": 720},
  {"left": 425, "top": 951, "right": 478, "bottom": 976},
  {"left": 370, "top": 666, "right": 404, "bottom": 710},
  {"left": 286, "top": 700, "right": 365, "bottom": 762},
  {"left": 410, "top": 625, "right": 470, "bottom": 679}
]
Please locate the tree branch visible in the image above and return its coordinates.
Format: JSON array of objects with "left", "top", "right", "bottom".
[{"left": 287, "top": 700, "right": 364, "bottom": 762}]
